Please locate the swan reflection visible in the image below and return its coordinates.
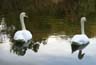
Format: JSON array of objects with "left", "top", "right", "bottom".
[
  {"left": 71, "top": 42, "right": 89, "bottom": 60},
  {"left": 10, "top": 40, "right": 43, "bottom": 56},
  {"left": 10, "top": 40, "right": 28, "bottom": 56},
  {"left": 0, "top": 17, "right": 8, "bottom": 43},
  {"left": 0, "top": 24, "right": 94, "bottom": 60},
  {"left": 0, "top": 29, "right": 91, "bottom": 60}
]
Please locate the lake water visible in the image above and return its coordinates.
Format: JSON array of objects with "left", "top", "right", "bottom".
[
  {"left": 0, "top": 34, "right": 96, "bottom": 65},
  {"left": 0, "top": 17, "right": 96, "bottom": 65}
]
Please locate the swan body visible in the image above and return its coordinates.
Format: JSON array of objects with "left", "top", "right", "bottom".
[
  {"left": 71, "top": 17, "right": 89, "bottom": 59},
  {"left": 13, "top": 12, "right": 32, "bottom": 43},
  {"left": 71, "top": 34, "right": 89, "bottom": 45},
  {"left": 14, "top": 30, "right": 32, "bottom": 42}
]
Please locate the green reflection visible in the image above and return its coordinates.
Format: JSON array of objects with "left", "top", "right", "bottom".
[
  {"left": 0, "top": 15, "right": 96, "bottom": 42},
  {"left": 0, "top": 0, "right": 96, "bottom": 42}
]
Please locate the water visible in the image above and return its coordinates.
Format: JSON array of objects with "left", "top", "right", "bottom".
[
  {"left": 0, "top": 34, "right": 96, "bottom": 65},
  {"left": 0, "top": 17, "right": 96, "bottom": 65}
]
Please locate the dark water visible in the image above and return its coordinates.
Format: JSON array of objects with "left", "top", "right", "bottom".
[{"left": 0, "top": 17, "right": 96, "bottom": 65}]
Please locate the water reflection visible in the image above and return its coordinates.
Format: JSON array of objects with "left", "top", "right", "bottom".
[
  {"left": 0, "top": 28, "right": 92, "bottom": 60},
  {"left": 71, "top": 43, "right": 89, "bottom": 60},
  {"left": 0, "top": 17, "right": 8, "bottom": 43},
  {"left": 0, "top": 17, "right": 96, "bottom": 65},
  {"left": 10, "top": 41, "right": 42, "bottom": 56},
  {"left": 0, "top": 34, "right": 96, "bottom": 65},
  {"left": 10, "top": 41, "right": 28, "bottom": 56}
]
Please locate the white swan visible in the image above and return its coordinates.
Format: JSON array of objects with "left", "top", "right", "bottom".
[
  {"left": 13, "top": 12, "right": 32, "bottom": 43},
  {"left": 71, "top": 17, "right": 89, "bottom": 59}
]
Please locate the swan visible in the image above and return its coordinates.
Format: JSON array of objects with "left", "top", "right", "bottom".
[
  {"left": 71, "top": 17, "right": 89, "bottom": 59},
  {"left": 13, "top": 12, "right": 32, "bottom": 44}
]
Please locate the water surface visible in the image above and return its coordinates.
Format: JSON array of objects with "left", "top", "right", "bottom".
[
  {"left": 0, "top": 17, "right": 96, "bottom": 65},
  {"left": 0, "top": 34, "right": 96, "bottom": 65}
]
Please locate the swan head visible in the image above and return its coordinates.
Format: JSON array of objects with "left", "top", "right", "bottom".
[
  {"left": 81, "top": 17, "right": 86, "bottom": 22},
  {"left": 20, "top": 12, "right": 28, "bottom": 18}
]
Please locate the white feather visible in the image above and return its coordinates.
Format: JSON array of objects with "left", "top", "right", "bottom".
[
  {"left": 13, "top": 12, "right": 32, "bottom": 43},
  {"left": 71, "top": 17, "right": 89, "bottom": 45},
  {"left": 71, "top": 34, "right": 89, "bottom": 44}
]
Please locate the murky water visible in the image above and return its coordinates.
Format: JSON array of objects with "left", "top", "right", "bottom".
[{"left": 0, "top": 17, "right": 96, "bottom": 65}]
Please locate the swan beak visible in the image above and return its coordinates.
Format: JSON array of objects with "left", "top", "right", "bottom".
[
  {"left": 85, "top": 19, "right": 87, "bottom": 22},
  {"left": 25, "top": 15, "right": 28, "bottom": 18}
]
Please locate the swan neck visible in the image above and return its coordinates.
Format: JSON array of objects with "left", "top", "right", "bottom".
[
  {"left": 20, "top": 16, "right": 26, "bottom": 30},
  {"left": 81, "top": 20, "right": 85, "bottom": 34},
  {"left": 79, "top": 50, "right": 82, "bottom": 56}
]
